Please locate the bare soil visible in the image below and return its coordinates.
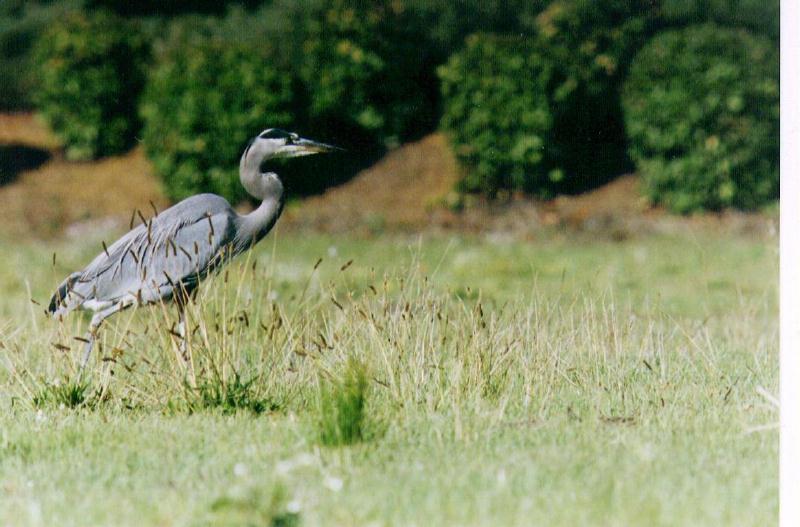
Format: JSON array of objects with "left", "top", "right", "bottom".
[
  {"left": 281, "top": 133, "right": 461, "bottom": 233},
  {"left": 0, "top": 114, "right": 167, "bottom": 238}
]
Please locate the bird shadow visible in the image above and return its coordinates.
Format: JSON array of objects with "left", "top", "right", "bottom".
[{"left": 0, "top": 143, "right": 51, "bottom": 186}]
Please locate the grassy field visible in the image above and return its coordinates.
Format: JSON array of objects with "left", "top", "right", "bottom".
[{"left": 0, "top": 227, "right": 778, "bottom": 526}]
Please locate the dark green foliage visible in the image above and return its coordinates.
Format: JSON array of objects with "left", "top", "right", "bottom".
[
  {"left": 12, "top": 0, "right": 778, "bottom": 206},
  {"left": 138, "top": 2, "right": 429, "bottom": 199},
  {"left": 139, "top": 22, "right": 294, "bottom": 203},
  {"left": 529, "top": 0, "right": 654, "bottom": 87},
  {"left": 32, "top": 10, "right": 148, "bottom": 159},
  {"left": 317, "top": 360, "right": 372, "bottom": 446},
  {"left": 266, "top": 0, "right": 551, "bottom": 150},
  {"left": 0, "top": 1, "right": 85, "bottom": 110},
  {"left": 659, "top": 0, "right": 779, "bottom": 42},
  {"left": 438, "top": 1, "right": 653, "bottom": 197},
  {"left": 522, "top": 0, "right": 656, "bottom": 191},
  {"left": 437, "top": 0, "right": 779, "bottom": 200},
  {"left": 284, "top": 0, "right": 439, "bottom": 147},
  {"left": 86, "top": 0, "right": 265, "bottom": 17},
  {"left": 407, "top": 0, "right": 544, "bottom": 58},
  {"left": 622, "top": 25, "right": 779, "bottom": 212},
  {"left": 438, "top": 35, "right": 557, "bottom": 196}
]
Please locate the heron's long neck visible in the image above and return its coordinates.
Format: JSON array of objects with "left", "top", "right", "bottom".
[
  {"left": 235, "top": 156, "right": 285, "bottom": 248},
  {"left": 236, "top": 196, "right": 284, "bottom": 248}
]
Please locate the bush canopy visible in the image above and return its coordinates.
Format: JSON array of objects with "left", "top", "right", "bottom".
[
  {"left": 32, "top": 10, "right": 148, "bottom": 159},
  {"left": 438, "top": 35, "right": 556, "bottom": 196},
  {"left": 622, "top": 24, "right": 779, "bottom": 212},
  {"left": 140, "top": 24, "right": 294, "bottom": 203}
]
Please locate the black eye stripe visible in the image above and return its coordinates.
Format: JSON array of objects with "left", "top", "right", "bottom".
[{"left": 259, "top": 128, "right": 291, "bottom": 140}]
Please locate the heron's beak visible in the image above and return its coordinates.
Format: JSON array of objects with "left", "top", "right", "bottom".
[{"left": 283, "top": 137, "right": 344, "bottom": 158}]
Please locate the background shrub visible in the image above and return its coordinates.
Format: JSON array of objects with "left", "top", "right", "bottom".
[
  {"left": 438, "top": 1, "right": 655, "bottom": 197},
  {"left": 523, "top": 0, "right": 654, "bottom": 193},
  {"left": 140, "top": 23, "right": 295, "bottom": 203},
  {"left": 85, "top": 0, "right": 265, "bottom": 17},
  {"left": 407, "top": 0, "right": 543, "bottom": 58},
  {"left": 0, "top": 1, "right": 84, "bottom": 110},
  {"left": 9, "top": 0, "right": 779, "bottom": 207},
  {"left": 622, "top": 24, "right": 779, "bottom": 213},
  {"left": 269, "top": 0, "right": 437, "bottom": 149},
  {"left": 32, "top": 10, "right": 148, "bottom": 160},
  {"left": 529, "top": 0, "right": 654, "bottom": 89},
  {"left": 659, "top": 0, "right": 779, "bottom": 42},
  {"left": 159, "top": 0, "right": 436, "bottom": 198},
  {"left": 438, "top": 35, "right": 556, "bottom": 196}
]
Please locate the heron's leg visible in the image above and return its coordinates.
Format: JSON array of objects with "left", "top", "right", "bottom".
[
  {"left": 176, "top": 307, "right": 188, "bottom": 360},
  {"left": 80, "top": 334, "right": 95, "bottom": 376},
  {"left": 79, "top": 303, "right": 125, "bottom": 376},
  {"left": 174, "top": 286, "right": 191, "bottom": 363}
]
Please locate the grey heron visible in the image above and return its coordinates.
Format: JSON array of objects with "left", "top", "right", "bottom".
[{"left": 47, "top": 128, "right": 340, "bottom": 373}]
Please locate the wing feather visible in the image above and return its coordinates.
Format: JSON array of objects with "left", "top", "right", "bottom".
[{"left": 49, "top": 194, "right": 237, "bottom": 316}]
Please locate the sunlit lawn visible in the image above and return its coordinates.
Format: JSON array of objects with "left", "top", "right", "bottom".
[{"left": 0, "top": 227, "right": 778, "bottom": 526}]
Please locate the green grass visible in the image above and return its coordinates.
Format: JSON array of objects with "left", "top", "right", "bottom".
[
  {"left": 317, "top": 359, "right": 373, "bottom": 446},
  {"left": 32, "top": 378, "right": 94, "bottom": 409},
  {"left": 0, "top": 227, "right": 778, "bottom": 526}
]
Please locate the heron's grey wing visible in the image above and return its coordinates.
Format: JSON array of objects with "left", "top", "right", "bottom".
[
  {"left": 50, "top": 194, "right": 236, "bottom": 315},
  {"left": 48, "top": 223, "right": 150, "bottom": 316}
]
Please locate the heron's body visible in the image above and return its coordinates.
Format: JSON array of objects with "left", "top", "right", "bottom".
[
  {"left": 47, "top": 128, "right": 338, "bottom": 372},
  {"left": 48, "top": 193, "right": 279, "bottom": 319}
]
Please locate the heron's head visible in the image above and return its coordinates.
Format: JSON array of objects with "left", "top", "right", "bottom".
[
  {"left": 240, "top": 128, "right": 341, "bottom": 199},
  {"left": 243, "top": 128, "right": 341, "bottom": 165}
]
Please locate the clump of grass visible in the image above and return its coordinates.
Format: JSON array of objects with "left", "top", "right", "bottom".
[
  {"left": 32, "top": 378, "right": 94, "bottom": 409},
  {"left": 194, "top": 484, "right": 299, "bottom": 527},
  {"left": 179, "top": 370, "right": 280, "bottom": 415},
  {"left": 316, "top": 359, "right": 373, "bottom": 446}
]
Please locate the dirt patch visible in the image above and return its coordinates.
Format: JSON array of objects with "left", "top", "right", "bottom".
[
  {"left": 282, "top": 133, "right": 461, "bottom": 233},
  {"left": 3, "top": 147, "right": 169, "bottom": 238},
  {"left": 0, "top": 113, "right": 168, "bottom": 238},
  {"left": 0, "top": 113, "right": 61, "bottom": 150}
]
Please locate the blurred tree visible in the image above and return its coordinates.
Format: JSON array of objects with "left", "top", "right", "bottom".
[
  {"left": 436, "top": 0, "right": 778, "bottom": 200},
  {"left": 623, "top": 24, "right": 778, "bottom": 212},
  {"left": 524, "top": 0, "right": 663, "bottom": 191},
  {"left": 140, "top": 20, "right": 295, "bottom": 203},
  {"left": 659, "top": 0, "right": 779, "bottom": 41},
  {"left": 275, "top": 0, "right": 439, "bottom": 148},
  {"left": 0, "top": 0, "right": 83, "bottom": 110},
  {"left": 33, "top": 10, "right": 149, "bottom": 159},
  {"left": 439, "top": 1, "right": 655, "bottom": 197},
  {"left": 85, "top": 0, "right": 267, "bottom": 17},
  {"left": 438, "top": 35, "right": 557, "bottom": 196},
  {"left": 7, "top": 0, "right": 778, "bottom": 206}
]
